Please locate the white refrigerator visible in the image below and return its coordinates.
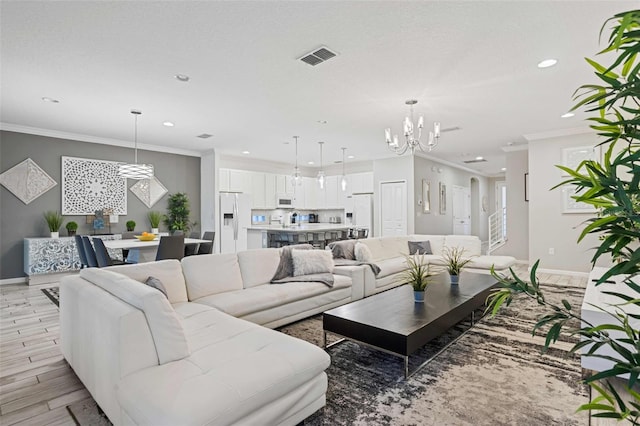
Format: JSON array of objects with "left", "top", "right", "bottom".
[
  {"left": 352, "top": 193, "right": 373, "bottom": 237},
  {"left": 220, "top": 193, "right": 251, "bottom": 253}
]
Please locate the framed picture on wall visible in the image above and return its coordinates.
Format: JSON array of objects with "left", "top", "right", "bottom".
[
  {"left": 561, "top": 146, "right": 598, "bottom": 176},
  {"left": 562, "top": 186, "right": 596, "bottom": 214},
  {"left": 422, "top": 180, "right": 431, "bottom": 213},
  {"left": 439, "top": 182, "right": 446, "bottom": 214},
  {"left": 524, "top": 172, "right": 529, "bottom": 202}
]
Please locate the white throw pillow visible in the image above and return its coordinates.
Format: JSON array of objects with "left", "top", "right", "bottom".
[
  {"left": 291, "top": 249, "right": 334, "bottom": 276},
  {"left": 354, "top": 242, "right": 372, "bottom": 262}
]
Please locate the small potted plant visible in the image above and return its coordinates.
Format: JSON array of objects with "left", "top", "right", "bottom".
[
  {"left": 65, "top": 221, "right": 78, "bottom": 237},
  {"left": 147, "top": 211, "right": 162, "bottom": 234},
  {"left": 399, "top": 253, "right": 439, "bottom": 302},
  {"left": 126, "top": 220, "right": 136, "bottom": 232},
  {"left": 43, "top": 211, "right": 63, "bottom": 238},
  {"left": 442, "top": 246, "right": 473, "bottom": 285}
]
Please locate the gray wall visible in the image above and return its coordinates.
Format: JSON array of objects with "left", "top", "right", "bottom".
[
  {"left": 0, "top": 131, "right": 201, "bottom": 279},
  {"left": 528, "top": 132, "right": 601, "bottom": 272}
]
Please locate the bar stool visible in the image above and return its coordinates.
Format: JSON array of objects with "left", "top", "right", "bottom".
[
  {"left": 356, "top": 228, "right": 369, "bottom": 239},
  {"left": 339, "top": 230, "right": 349, "bottom": 240},
  {"left": 307, "top": 232, "right": 325, "bottom": 249},
  {"left": 325, "top": 231, "right": 339, "bottom": 246},
  {"left": 287, "top": 233, "right": 307, "bottom": 245}
]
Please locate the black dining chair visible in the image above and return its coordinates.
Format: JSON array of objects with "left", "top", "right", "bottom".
[
  {"left": 196, "top": 231, "right": 215, "bottom": 255},
  {"left": 93, "top": 238, "right": 126, "bottom": 268},
  {"left": 74, "top": 235, "right": 89, "bottom": 269},
  {"left": 81, "top": 236, "right": 99, "bottom": 268},
  {"left": 156, "top": 235, "right": 185, "bottom": 261},
  {"left": 184, "top": 231, "right": 200, "bottom": 257},
  {"left": 120, "top": 232, "right": 136, "bottom": 259}
]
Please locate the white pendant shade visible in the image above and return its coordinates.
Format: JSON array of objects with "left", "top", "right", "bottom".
[{"left": 118, "top": 163, "right": 154, "bottom": 179}]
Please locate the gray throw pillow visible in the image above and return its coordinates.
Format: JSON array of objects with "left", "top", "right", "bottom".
[
  {"left": 271, "top": 244, "right": 313, "bottom": 281},
  {"left": 145, "top": 276, "right": 168, "bottom": 299},
  {"left": 408, "top": 240, "right": 432, "bottom": 255},
  {"left": 327, "top": 240, "right": 356, "bottom": 260}
]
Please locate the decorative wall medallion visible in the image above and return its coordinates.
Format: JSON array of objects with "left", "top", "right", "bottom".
[
  {"left": 62, "top": 156, "right": 127, "bottom": 215},
  {"left": 0, "top": 158, "right": 57, "bottom": 204},
  {"left": 130, "top": 176, "right": 168, "bottom": 208}
]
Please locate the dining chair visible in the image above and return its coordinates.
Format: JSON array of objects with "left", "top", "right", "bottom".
[
  {"left": 74, "top": 235, "right": 89, "bottom": 269},
  {"left": 81, "top": 236, "right": 99, "bottom": 268},
  {"left": 196, "top": 231, "right": 215, "bottom": 255},
  {"left": 93, "top": 238, "right": 126, "bottom": 268},
  {"left": 120, "top": 232, "right": 136, "bottom": 259},
  {"left": 156, "top": 235, "right": 185, "bottom": 261},
  {"left": 184, "top": 231, "right": 200, "bottom": 257}
]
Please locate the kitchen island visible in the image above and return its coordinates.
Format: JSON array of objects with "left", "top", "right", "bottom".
[{"left": 247, "top": 224, "right": 358, "bottom": 249}]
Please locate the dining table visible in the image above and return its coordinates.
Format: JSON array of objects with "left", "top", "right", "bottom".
[{"left": 101, "top": 237, "right": 210, "bottom": 262}]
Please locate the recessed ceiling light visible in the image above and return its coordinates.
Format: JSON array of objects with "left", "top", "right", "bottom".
[
  {"left": 242, "top": 150, "right": 250, "bottom": 155},
  {"left": 347, "top": 155, "right": 355, "bottom": 159},
  {"left": 475, "top": 156, "right": 484, "bottom": 161},
  {"left": 501, "top": 167, "right": 507, "bottom": 172},
  {"left": 42, "top": 97, "right": 59, "bottom": 103},
  {"left": 560, "top": 112, "right": 575, "bottom": 118},
  {"left": 307, "top": 161, "right": 315, "bottom": 165},
  {"left": 537, "top": 59, "right": 557, "bottom": 68},
  {"left": 175, "top": 74, "right": 190, "bottom": 82},
  {"left": 163, "top": 121, "right": 175, "bottom": 127}
]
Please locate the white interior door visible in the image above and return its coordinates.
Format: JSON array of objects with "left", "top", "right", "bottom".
[
  {"left": 380, "top": 181, "right": 407, "bottom": 236},
  {"left": 452, "top": 185, "right": 471, "bottom": 235}
]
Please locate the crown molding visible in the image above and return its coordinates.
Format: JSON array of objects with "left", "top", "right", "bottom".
[
  {"left": 413, "top": 152, "right": 491, "bottom": 177},
  {"left": 0, "top": 123, "right": 202, "bottom": 157},
  {"left": 523, "top": 126, "right": 591, "bottom": 142},
  {"left": 501, "top": 144, "right": 529, "bottom": 152}
]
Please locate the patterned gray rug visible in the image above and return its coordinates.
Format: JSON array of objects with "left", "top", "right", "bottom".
[{"left": 67, "top": 282, "right": 589, "bottom": 425}]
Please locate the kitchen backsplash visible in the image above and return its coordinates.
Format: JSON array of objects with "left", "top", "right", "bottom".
[{"left": 251, "top": 209, "right": 344, "bottom": 224}]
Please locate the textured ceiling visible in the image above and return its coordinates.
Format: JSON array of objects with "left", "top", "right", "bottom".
[{"left": 1, "top": 1, "right": 635, "bottom": 175}]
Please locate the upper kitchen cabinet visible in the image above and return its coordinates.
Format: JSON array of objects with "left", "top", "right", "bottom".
[
  {"left": 251, "top": 172, "right": 266, "bottom": 209},
  {"left": 350, "top": 172, "right": 374, "bottom": 194}
]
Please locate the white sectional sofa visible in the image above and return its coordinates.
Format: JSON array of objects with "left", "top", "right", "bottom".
[
  {"left": 60, "top": 248, "right": 356, "bottom": 426},
  {"left": 347, "top": 234, "right": 516, "bottom": 297}
]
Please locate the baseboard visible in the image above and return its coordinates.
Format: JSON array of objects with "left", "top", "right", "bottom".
[
  {"left": 0, "top": 277, "right": 28, "bottom": 286},
  {"left": 535, "top": 267, "right": 590, "bottom": 278}
]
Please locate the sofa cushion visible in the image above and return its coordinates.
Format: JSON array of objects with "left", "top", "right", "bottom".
[
  {"left": 270, "top": 245, "right": 313, "bottom": 282},
  {"left": 327, "top": 240, "right": 356, "bottom": 260},
  {"left": 237, "top": 248, "right": 283, "bottom": 288},
  {"left": 356, "top": 238, "right": 386, "bottom": 262},
  {"left": 376, "top": 257, "right": 408, "bottom": 279},
  {"left": 182, "top": 253, "right": 244, "bottom": 300},
  {"left": 292, "top": 250, "right": 334, "bottom": 276},
  {"left": 354, "top": 242, "right": 372, "bottom": 262},
  {"left": 443, "top": 235, "right": 481, "bottom": 257},
  {"left": 79, "top": 268, "right": 190, "bottom": 365},
  {"left": 380, "top": 237, "right": 410, "bottom": 257},
  {"left": 408, "top": 240, "right": 432, "bottom": 255},
  {"left": 193, "top": 275, "right": 351, "bottom": 318},
  {"left": 106, "top": 259, "right": 188, "bottom": 303},
  {"left": 145, "top": 276, "right": 168, "bottom": 299},
  {"left": 468, "top": 255, "right": 516, "bottom": 270}
]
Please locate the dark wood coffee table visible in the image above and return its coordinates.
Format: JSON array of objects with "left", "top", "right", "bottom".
[{"left": 323, "top": 271, "right": 498, "bottom": 378}]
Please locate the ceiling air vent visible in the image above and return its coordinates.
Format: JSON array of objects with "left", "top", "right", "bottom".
[
  {"left": 463, "top": 158, "right": 488, "bottom": 164},
  {"left": 299, "top": 46, "right": 338, "bottom": 66},
  {"left": 197, "top": 133, "right": 213, "bottom": 139}
]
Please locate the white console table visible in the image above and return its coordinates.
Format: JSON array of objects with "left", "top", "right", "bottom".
[
  {"left": 23, "top": 235, "right": 122, "bottom": 284},
  {"left": 581, "top": 266, "right": 640, "bottom": 376}
]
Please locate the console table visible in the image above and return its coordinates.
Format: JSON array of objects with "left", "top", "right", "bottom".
[{"left": 23, "top": 235, "right": 122, "bottom": 284}]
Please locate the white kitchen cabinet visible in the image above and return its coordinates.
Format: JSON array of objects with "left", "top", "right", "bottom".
[
  {"left": 293, "top": 181, "right": 305, "bottom": 209},
  {"left": 276, "top": 175, "right": 296, "bottom": 195},
  {"left": 265, "top": 173, "right": 276, "bottom": 209},
  {"left": 303, "top": 178, "right": 317, "bottom": 210},
  {"left": 219, "top": 169, "right": 230, "bottom": 192},
  {"left": 325, "top": 176, "right": 339, "bottom": 208},
  {"left": 350, "top": 172, "right": 374, "bottom": 194},
  {"left": 229, "top": 169, "right": 251, "bottom": 193},
  {"left": 251, "top": 172, "right": 266, "bottom": 209}
]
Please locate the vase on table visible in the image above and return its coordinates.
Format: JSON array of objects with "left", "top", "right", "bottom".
[
  {"left": 151, "top": 228, "right": 159, "bottom": 234},
  {"left": 50, "top": 232, "right": 59, "bottom": 239},
  {"left": 413, "top": 290, "right": 425, "bottom": 303},
  {"left": 450, "top": 274, "right": 459, "bottom": 285}
]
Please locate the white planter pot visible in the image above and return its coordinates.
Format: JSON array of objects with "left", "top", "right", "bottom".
[
  {"left": 50, "top": 232, "right": 59, "bottom": 239},
  {"left": 151, "top": 228, "right": 159, "bottom": 234}
]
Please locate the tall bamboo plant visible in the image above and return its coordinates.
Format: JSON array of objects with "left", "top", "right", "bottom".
[{"left": 487, "top": 10, "right": 640, "bottom": 423}]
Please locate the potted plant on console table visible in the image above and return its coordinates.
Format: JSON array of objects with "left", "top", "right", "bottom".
[
  {"left": 65, "top": 221, "right": 78, "bottom": 237},
  {"left": 400, "top": 253, "right": 438, "bottom": 302},
  {"left": 43, "top": 211, "right": 63, "bottom": 238},
  {"left": 148, "top": 211, "right": 162, "bottom": 234},
  {"left": 442, "top": 246, "right": 473, "bottom": 285}
]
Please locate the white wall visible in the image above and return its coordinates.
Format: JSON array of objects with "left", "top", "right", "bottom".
[{"left": 528, "top": 132, "right": 601, "bottom": 272}]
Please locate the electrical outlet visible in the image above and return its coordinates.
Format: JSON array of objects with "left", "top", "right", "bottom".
[{"left": 548, "top": 248, "right": 555, "bottom": 255}]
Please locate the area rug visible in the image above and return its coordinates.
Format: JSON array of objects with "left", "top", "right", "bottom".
[
  {"left": 67, "top": 282, "right": 589, "bottom": 425},
  {"left": 41, "top": 287, "right": 59, "bottom": 307}
]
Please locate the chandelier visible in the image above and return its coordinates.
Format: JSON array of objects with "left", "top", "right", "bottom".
[
  {"left": 316, "top": 141, "right": 325, "bottom": 189},
  {"left": 291, "top": 136, "right": 302, "bottom": 186},
  {"left": 118, "top": 110, "right": 154, "bottom": 179},
  {"left": 385, "top": 100, "right": 440, "bottom": 155}
]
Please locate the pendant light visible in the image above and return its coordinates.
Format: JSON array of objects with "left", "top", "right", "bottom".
[
  {"left": 291, "top": 136, "right": 302, "bottom": 186},
  {"left": 316, "top": 141, "right": 325, "bottom": 189},
  {"left": 118, "top": 110, "right": 154, "bottom": 179},
  {"left": 340, "top": 147, "right": 348, "bottom": 192}
]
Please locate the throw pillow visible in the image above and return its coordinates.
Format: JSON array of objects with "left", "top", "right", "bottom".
[
  {"left": 271, "top": 244, "right": 313, "bottom": 281},
  {"left": 408, "top": 240, "right": 432, "bottom": 255},
  {"left": 145, "top": 276, "right": 168, "bottom": 299},
  {"left": 354, "top": 242, "right": 372, "bottom": 262},
  {"left": 327, "top": 240, "right": 356, "bottom": 260},
  {"left": 291, "top": 250, "right": 334, "bottom": 276}
]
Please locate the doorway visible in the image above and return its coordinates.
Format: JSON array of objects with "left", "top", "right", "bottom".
[
  {"left": 452, "top": 185, "right": 471, "bottom": 235},
  {"left": 470, "top": 177, "right": 480, "bottom": 235},
  {"left": 380, "top": 181, "right": 407, "bottom": 236}
]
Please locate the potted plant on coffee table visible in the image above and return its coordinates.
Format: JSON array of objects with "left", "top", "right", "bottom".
[
  {"left": 400, "top": 253, "right": 439, "bottom": 302},
  {"left": 126, "top": 220, "right": 136, "bottom": 232},
  {"left": 43, "top": 211, "right": 63, "bottom": 238},
  {"left": 442, "top": 246, "right": 473, "bottom": 285},
  {"left": 65, "top": 221, "right": 78, "bottom": 237},
  {"left": 147, "top": 211, "right": 162, "bottom": 234}
]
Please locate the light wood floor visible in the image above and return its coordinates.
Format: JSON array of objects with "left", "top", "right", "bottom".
[{"left": 0, "top": 269, "right": 625, "bottom": 425}]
